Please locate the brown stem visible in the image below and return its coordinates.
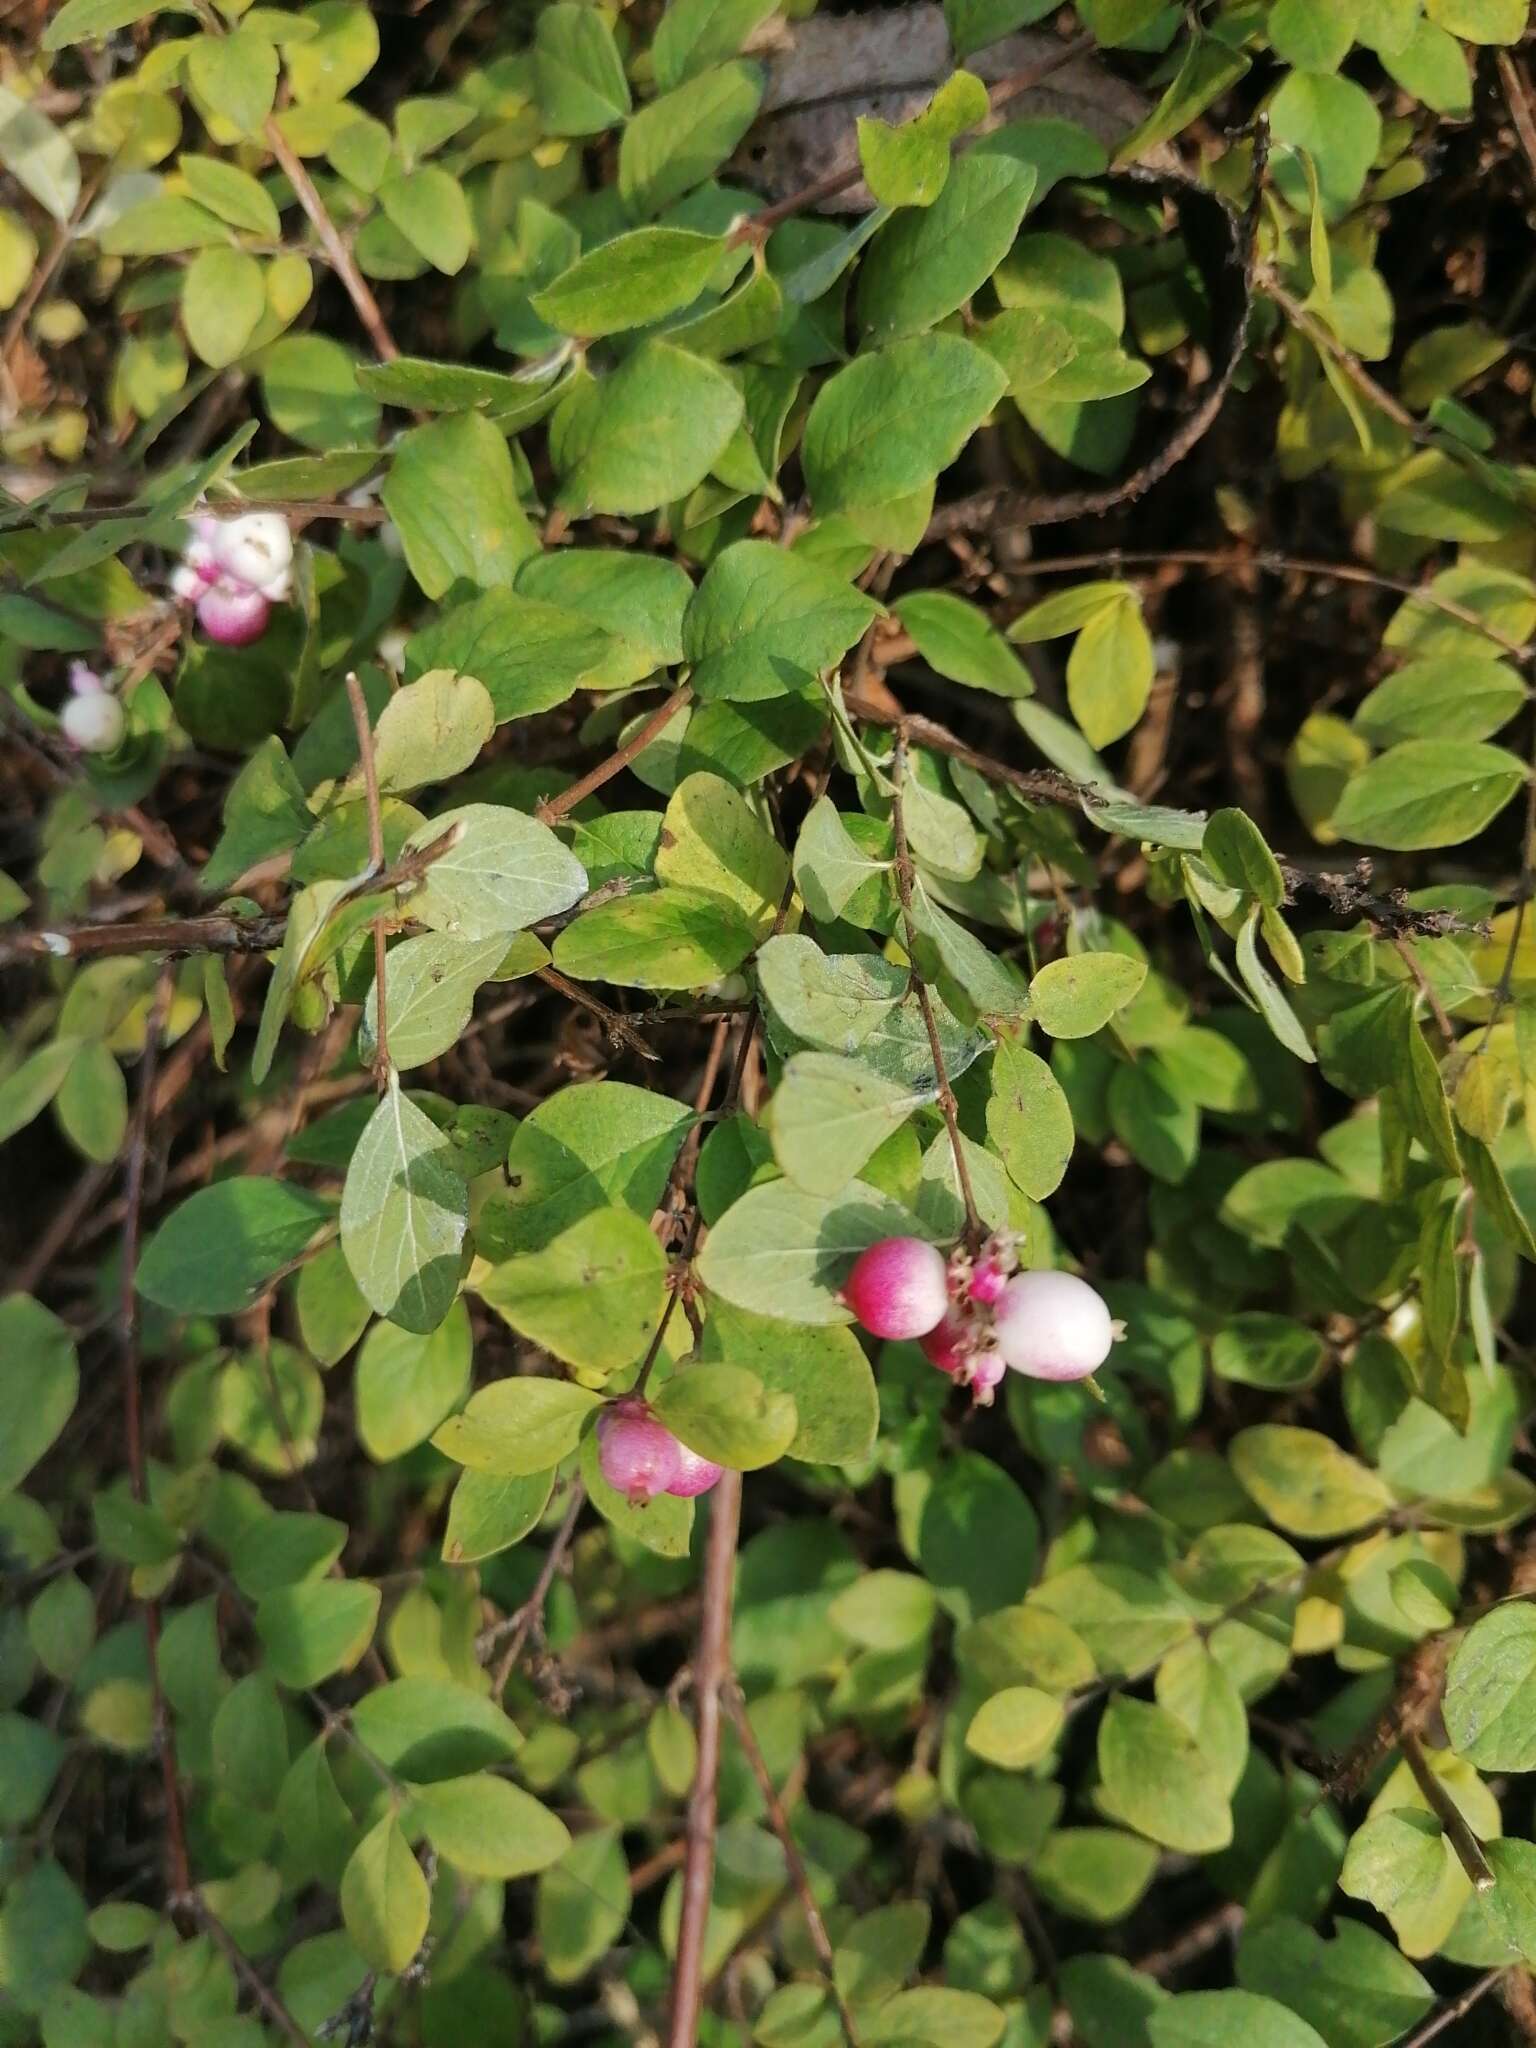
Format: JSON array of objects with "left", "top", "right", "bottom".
[
  {"left": 345, "top": 671, "right": 391, "bottom": 1088},
  {"left": 1399, "top": 1967, "right": 1508, "bottom": 2048},
  {"left": 263, "top": 119, "right": 400, "bottom": 361},
  {"left": 1259, "top": 271, "right": 1423, "bottom": 440},
  {"left": 1398, "top": 1726, "right": 1495, "bottom": 1892},
  {"left": 842, "top": 690, "right": 1083, "bottom": 808},
  {"left": 1391, "top": 935, "right": 1457, "bottom": 1049},
  {"left": 194, "top": 1901, "right": 309, "bottom": 2047},
  {"left": 535, "top": 965, "right": 660, "bottom": 1063},
  {"left": 489, "top": 1480, "right": 586, "bottom": 1700},
  {"left": 1497, "top": 49, "right": 1536, "bottom": 189},
  {"left": 724, "top": 1686, "right": 861, "bottom": 2045},
  {"left": 0, "top": 913, "right": 290, "bottom": 969},
  {"left": 668, "top": 1467, "right": 743, "bottom": 2048},
  {"left": 538, "top": 683, "right": 694, "bottom": 825},
  {"left": 730, "top": 31, "right": 1095, "bottom": 242},
  {"left": 888, "top": 738, "right": 983, "bottom": 1244},
  {"left": 121, "top": 970, "right": 193, "bottom": 1908}
]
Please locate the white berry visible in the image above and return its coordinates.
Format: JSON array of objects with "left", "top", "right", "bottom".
[
  {"left": 994, "top": 1269, "right": 1115, "bottom": 1382},
  {"left": 210, "top": 512, "right": 293, "bottom": 596},
  {"left": 61, "top": 691, "right": 126, "bottom": 754}
]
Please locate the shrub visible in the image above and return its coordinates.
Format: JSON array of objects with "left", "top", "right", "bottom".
[{"left": 2, "top": 0, "right": 1536, "bottom": 2042}]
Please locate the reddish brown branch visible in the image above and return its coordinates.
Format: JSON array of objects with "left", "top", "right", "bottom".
[
  {"left": 538, "top": 683, "right": 694, "bottom": 825},
  {"left": 668, "top": 1468, "right": 743, "bottom": 2048},
  {"left": 488, "top": 1480, "right": 586, "bottom": 1700},
  {"left": 263, "top": 120, "right": 400, "bottom": 362}
]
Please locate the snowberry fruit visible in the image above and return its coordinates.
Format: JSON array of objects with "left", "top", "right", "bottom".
[
  {"left": 919, "top": 1311, "right": 968, "bottom": 1376},
  {"left": 967, "top": 1349, "right": 1007, "bottom": 1403},
  {"left": 597, "top": 1403, "right": 682, "bottom": 1504},
  {"left": 61, "top": 689, "right": 125, "bottom": 754},
  {"left": 667, "top": 1444, "right": 724, "bottom": 1498},
  {"left": 994, "top": 1269, "right": 1116, "bottom": 1382},
  {"left": 843, "top": 1236, "right": 949, "bottom": 1341},
  {"left": 197, "top": 578, "right": 271, "bottom": 647},
  {"left": 920, "top": 1313, "right": 1006, "bottom": 1402},
  {"left": 211, "top": 511, "right": 293, "bottom": 599}
]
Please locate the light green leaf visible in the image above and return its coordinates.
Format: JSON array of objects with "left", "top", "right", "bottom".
[
  {"left": 182, "top": 247, "right": 266, "bottom": 370},
  {"left": 378, "top": 165, "right": 472, "bottom": 274},
  {"left": 479, "top": 1207, "right": 667, "bottom": 1375},
  {"left": 793, "top": 798, "right": 893, "bottom": 924},
  {"left": 1029, "top": 952, "right": 1147, "bottom": 1038},
  {"left": 408, "top": 590, "right": 622, "bottom": 721},
  {"left": 537, "top": 1825, "right": 631, "bottom": 1984},
  {"left": 340, "top": 1812, "right": 429, "bottom": 1977},
  {"left": 830, "top": 1570, "right": 938, "bottom": 1652},
  {"left": 1270, "top": 70, "right": 1382, "bottom": 219},
  {"left": 534, "top": 2, "right": 631, "bottom": 134},
  {"left": 356, "top": 1298, "right": 473, "bottom": 1461},
  {"left": 653, "top": 1361, "right": 797, "bottom": 1470},
  {"left": 261, "top": 332, "right": 381, "bottom": 452},
  {"left": 1443, "top": 1602, "right": 1536, "bottom": 1771},
  {"left": 894, "top": 590, "right": 1034, "bottom": 697},
  {"left": 554, "top": 340, "right": 744, "bottom": 516},
  {"left": 1149, "top": 1992, "right": 1327, "bottom": 2048},
  {"left": 771, "top": 1050, "right": 930, "bottom": 1197},
  {"left": 488, "top": 1079, "right": 693, "bottom": 1255},
  {"left": 362, "top": 931, "right": 508, "bottom": 1073},
  {"left": 178, "top": 153, "right": 281, "bottom": 236},
  {"left": 697, "top": 1176, "right": 927, "bottom": 1324},
  {"left": 54, "top": 1041, "right": 127, "bottom": 1164},
  {"left": 432, "top": 1375, "right": 603, "bottom": 1474},
  {"left": 1354, "top": 657, "right": 1526, "bottom": 744},
  {"left": 0, "top": 1037, "right": 81, "bottom": 1146},
  {"left": 696, "top": 1298, "right": 877, "bottom": 1463},
  {"left": 966, "top": 1686, "right": 1064, "bottom": 1769},
  {"left": 1332, "top": 739, "right": 1526, "bottom": 850},
  {"left": 1235, "top": 1918, "right": 1433, "bottom": 2048},
  {"left": 654, "top": 770, "right": 789, "bottom": 924},
  {"left": 203, "top": 735, "right": 312, "bottom": 895},
  {"left": 412, "top": 1773, "right": 572, "bottom": 1879},
  {"left": 443, "top": 1466, "right": 555, "bottom": 1565},
  {"left": 618, "top": 60, "right": 763, "bottom": 218},
  {"left": 0, "top": 1296, "right": 78, "bottom": 1497},
  {"left": 370, "top": 668, "right": 494, "bottom": 795},
  {"left": 683, "top": 539, "right": 881, "bottom": 703},
  {"left": 654, "top": 0, "right": 777, "bottom": 87},
  {"left": 188, "top": 28, "right": 279, "bottom": 137},
  {"left": 44, "top": 0, "right": 185, "bottom": 48},
  {"left": 383, "top": 412, "right": 537, "bottom": 599},
  {"left": 802, "top": 333, "right": 1007, "bottom": 514},
  {"left": 256, "top": 1579, "right": 380, "bottom": 1688},
  {"left": 0, "top": 85, "right": 80, "bottom": 224},
  {"left": 1230, "top": 1425, "right": 1393, "bottom": 1538},
  {"left": 349, "top": 1675, "right": 521, "bottom": 1782},
  {"left": 1066, "top": 592, "right": 1154, "bottom": 747},
  {"left": 339, "top": 1078, "right": 469, "bottom": 1334},
  {"left": 858, "top": 153, "right": 1036, "bottom": 342},
  {"left": 861, "top": 1987, "right": 1007, "bottom": 2048},
  {"left": 401, "top": 802, "right": 587, "bottom": 942},
  {"left": 553, "top": 884, "right": 756, "bottom": 989},
  {"left": 532, "top": 227, "right": 727, "bottom": 337},
  {"left": 1097, "top": 1695, "right": 1233, "bottom": 1853}
]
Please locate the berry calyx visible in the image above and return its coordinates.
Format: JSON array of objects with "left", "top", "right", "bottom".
[
  {"left": 597, "top": 1402, "right": 682, "bottom": 1504},
  {"left": 965, "top": 1231, "right": 1018, "bottom": 1307},
  {"left": 994, "top": 1269, "right": 1116, "bottom": 1382},
  {"left": 667, "top": 1444, "right": 724, "bottom": 1498},
  {"left": 920, "top": 1312, "right": 1006, "bottom": 1405},
  {"left": 197, "top": 579, "right": 271, "bottom": 647},
  {"left": 843, "top": 1236, "right": 949, "bottom": 1341}
]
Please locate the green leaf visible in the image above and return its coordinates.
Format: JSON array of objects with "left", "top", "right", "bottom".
[
  {"left": 695, "top": 1298, "right": 877, "bottom": 1463},
  {"left": 944, "top": 0, "right": 1058, "bottom": 52},
  {"left": 340, "top": 1812, "right": 429, "bottom": 1976},
  {"left": 1097, "top": 1695, "right": 1232, "bottom": 1853},
  {"left": 362, "top": 931, "right": 508, "bottom": 1073},
  {"left": 654, "top": 0, "right": 776, "bottom": 87},
  {"left": 188, "top": 28, "right": 279, "bottom": 137},
  {"left": 894, "top": 590, "right": 1034, "bottom": 697},
  {"left": 533, "top": 227, "right": 727, "bottom": 338},
  {"left": 488, "top": 1079, "right": 692, "bottom": 1255},
  {"left": 1332, "top": 739, "right": 1526, "bottom": 850},
  {"left": 1339, "top": 1807, "right": 1448, "bottom": 1941},
  {"left": 697, "top": 1177, "right": 926, "bottom": 1324},
  {"left": 1212, "top": 1313, "right": 1324, "bottom": 1391},
  {"left": 340, "top": 1078, "right": 469, "bottom": 1334},
  {"left": 349, "top": 1676, "right": 520, "bottom": 1781},
  {"left": 1354, "top": 657, "right": 1526, "bottom": 744},
  {"left": 213, "top": 1671, "right": 288, "bottom": 1807},
  {"left": 443, "top": 1466, "right": 556, "bottom": 1564},
  {"left": 356, "top": 1298, "right": 473, "bottom": 1461},
  {"left": 256, "top": 1579, "right": 380, "bottom": 1688},
  {"left": 772, "top": 1051, "right": 930, "bottom": 1197},
  {"left": 43, "top": 0, "right": 185, "bottom": 47},
  {"left": 618, "top": 60, "right": 763, "bottom": 219},
  {"left": 896, "top": 1450, "right": 1038, "bottom": 1624},
  {"left": 1066, "top": 592, "right": 1154, "bottom": 747},
  {"left": 1235, "top": 1918, "right": 1433, "bottom": 2048},
  {"left": 986, "top": 1036, "right": 1075, "bottom": 1198},
  {"left": 858, "top": 153, "right": 1036, "bottom": 341},
  {"left": 230, "top": 1511, "right": 347, "bottom": 1600},
  {"left": 369, "top": 669, "right": 495, "bottom": 796},
  {"left": 802, "top": 333, "right": 1007, "bottom": 514},
  {"left": 965, "top": 1686, "right": 1064, "bottom": 1769},
  {"left": 0, "top": 1037, "right": 81, "bottom": 1146},
  {"left": 683, "top": 539, "right": 881, "bottom": 703},
  {"left": 178, "top": 153, "right": 281, "bottom": 237},
  {"left": 1425, "top": 0, "right": 1526, "bottom": 40},
  {"left": 1030, "top": 952, "right": 1146, "bottom": 1038},
  {"left": 378, "top": 165, "right": 472, "bottom": 275},
  {"left": 537, "top": 1826, "right": 630, "bottom": 1985},
  {"left": 0, "top": 1296, "right": 78, "bottom": 1497},
  {"left": 412, "top": 1773, "right": 572, "bottom": 1879},
  {"left": 408, "top": 591, "right": 622, "bottom": 720},
  {"left": 861, "top": 1988, "right": 1006, "bottom": 2048},
  {"left": 534, "top": 2, "right": 631, "bottom": 134},
  {"left": 858, "top": 69, "right": 990, "bottom": 208},
  {"left": 1270, "top": 70, "right": 1382, "bottom": 219},
  {"left": 1443, "top": 1602, "right": 1536, "bottom": 1770},
  {"left": 261, "top": 333, "right": 381, "bottom": 452},
  {"left": 653, "top": 1362, "right": 798, "bottom": 1469},
  {"left": 401, "top": 802, "right": 587, "bottom": 942},
  {"left": 1483, "top": 1839, "right": 1536, "bottom": 1963},
  {"left": 1236, "top": 909, "right": 1316, "bottom": 1065},
  {"left": 284, "top": 2, "right": 377, "bottom": 100},
  {"left": 1148, "top": 1992, "right": 1328, "bottom": 2048},
  {"left": 479, "top": 1207, "right": 667, "bottom": 1375},
  {"left": 554, "top": 340, "right": 744, "bottom": 516},
  {"left": 654, "top": 769, "right": 789, "bottom": 924},
  {"left": 1202, "top": 808, "right": 1286, "bottom": 907},
  {"left": 182, "top": 247, "right": 266, "bottom": 369},
  {"left": 1230, "top": 1425, "right": 1393, "bottom": 1539},
  {"left": 382, "top": 413, "right": 537, "bottom": 600},
  {"left": 432, "top": 1375, "right": 603, "bottom": 1474},
  {"left": 793, "top": 798, "right": 893, "bottom": 925},
  {"left": 202, "top": 735, "right": 312, "bottom": 895},
  {"left": 0, "top": 85, "right": 80, "bottom": 224},
  {"left": 138, "top": 1179, "right": 330, "bottom": 1314},
  {"left": 55, "top": 1041, "right": 127, "bottom": 1164},
  {"left": 552, "top": 884, "right": 756, "bottom": 989}
]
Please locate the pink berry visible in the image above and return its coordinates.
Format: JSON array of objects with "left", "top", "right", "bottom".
[
  {"left": 197, "top": 578, "right": 270, "bottom": 647},
  {"left": 597, "top": 1403, "right": 681, "bottom": 1504},
  {"left": 920, "top": 1313, "right": 1005, "bottom": 1402},
  {"left": 968, "top": 1234, "right": 1017, "bottom": 1306},
  {"left": 994, "top": 1270, "right": 1115, "bottom": 1383},
  {"left": 842, "top": 1237, "right": 949, "bottom": 1341},
  {"left": 667, "top": 1444, "right": 723, "bottom": 1498},
  {"left": 920, "top": 1311, "right": 969, "bottom": 1376},
  {"left": 967, "top": 1349, "right": 1007, "bottom": 1404}
]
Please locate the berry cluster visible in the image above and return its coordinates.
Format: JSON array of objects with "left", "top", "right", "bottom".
[
  {"left": 59, "top": 662, "right": 125, "bottom": 756},
  {"left": 843, "top": 1234, "right": 1116, "bottom": 1403},
  {"left": 597, "top": 1400, "right": 723, "bottom": 1505},
  {"left": 172, "top": 511, "right": 293, "bottom": 647}
]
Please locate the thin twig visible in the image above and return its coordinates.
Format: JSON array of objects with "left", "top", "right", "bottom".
[
  {"left": 194, "top": 1900, "right": 310, "bottom": 2047},
  {"left": 1498, "top": 49, "right": 1536, "bottom": 189},
  {"left": 1398, "top": 1726, "right": 1495, "bottom": 1892},
  {"left": 724, "top": 1686, "right": 861, "bottom": 2046},
  {"left": 121, "top": 969, "right": 193, "bottom": 1906},
  {"left": 263, "top": 120, "right": 400, "bottom": 361},
  {"left": 1391, "top": 935, "right": 1456, "bottom": 1049},
  {"left": 1259, "top": 270, "right": 1424, "bottom": 439},
  {"left": 345, "top": 671, "right": 391, "bottom": 1088},
  {"left": 538, "top": 683, "right": 694, "bottom": 825},
  {"left": 668, "top": 1467, "right": 743, "bottom": 2048},
  {"left": 1399, "top": 1967, "right": 1508, "bottom": 2048},
  {"left": 490, "top": 1481, "right": 586, "bottom": 1700},
  {"left": 889, "top": 737, "right": 983, "bottom": 1245},
  {"left": 536, "top": 965, "right": 660, "bottom": 1063}
]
